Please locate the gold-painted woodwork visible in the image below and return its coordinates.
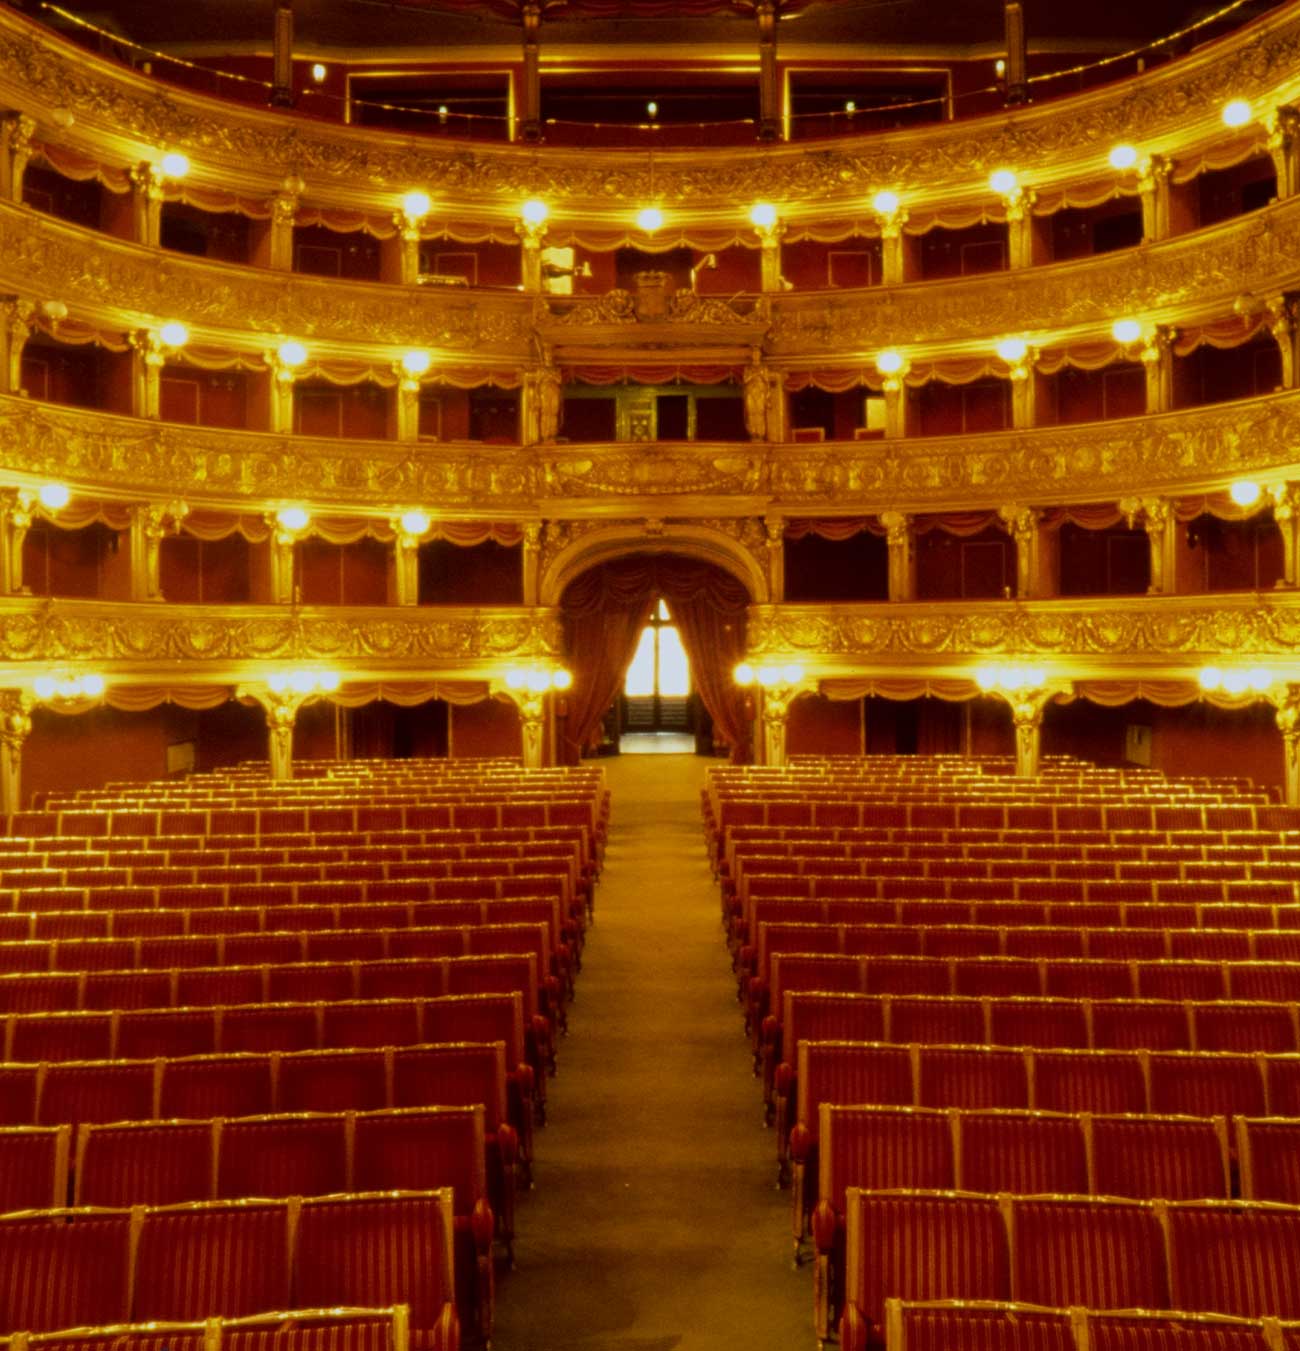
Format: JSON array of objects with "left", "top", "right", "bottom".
[
  {"left": 2, "top": 3, "right": 1299, "bottom": 217},
  {"left": 745, "top": 594, "right": 1300, "bottom": 668},
  {"left": 0, "top": 598, "right": 560, "bottom": 675},
  {"left": 5, "top": 389, "right": 1300, "bottom": 518}
]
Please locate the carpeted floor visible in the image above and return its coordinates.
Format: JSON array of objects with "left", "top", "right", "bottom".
[{"left": 491, "top": 752, "right": 810, "bottom": 1350}]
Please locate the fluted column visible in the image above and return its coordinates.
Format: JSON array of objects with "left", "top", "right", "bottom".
[
  {"left": 1138, "top": 155, "right": 1174, "bottom": 241},
  {"left": 1010, "top": 691, "right": 1047, "bottom": 778},
  {"left": 130, "top": 500, "right": 188, "bottom": 602},
  {"left": 0, "top": 690, "right": 32, "bottom": 818},
  {"left": 264, "top": 184, "right": 300, "bottom": 271},
  {"left": 1141, "top": 326, "right": 1177, "bottom": 415},
  {"left": 265, "top": 352, "right": 298, "bottom": 434},
  {"left": 1122, "top": 496, "right": 1177, "bottom": 595},
  {"left": 0, "top": 489, "right": 33, "bottom": 595},
  {"left": 1276, "top": 683, "right": 1300, "bottom": 806},
  {"left": 128, "top": 162, "right": 165, "bottom": 247},
  {"left": 1267, "top": 295, "right": 1298, "bottom": 389},
  {"left": 757, "top": 220, "right": 785, "bottom": 293},
  {"left": 0, "top": 113, "right": 35, "bottom": 203},
  {"left": 0, "top": 295, "right": 33, "bottom": 396},
  {"left": 1004, "top": 188, "right": 1039, "bottom": 270},
  {"left": 1006, "top": 350, "right": 1037, "bottom": 428},
  {"left": 266, "top": 513, "right": 302, "bottom": 605},
  {"left": 522, "top": 523, "right": 542, "bottom": 606},
  {"left": 130, "top": 329, "right": 165, "bottom": 419},
  {"left": 878, "top": 209, "right": 909, "bottom": 286},
  {"left": 999, "top": 504, "right": 1041, "bottom": 598},
  {"left": 393, "top": 518, "right": 423, "bottom": 606},
  {"left": 1270, "top": 483, "right": 1300, "bottom": 588},
  {"left": 764, "top": 516, "right": 785, "bottom": 603},
  {"left": 1267, "top": 106, "right": 1300, "bottom": 199},
  {"left": 881, "top": 511, "right": 915, "bottom": 602}
]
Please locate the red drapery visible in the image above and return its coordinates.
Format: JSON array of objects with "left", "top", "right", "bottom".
[{"left": 559, "top": 554, "right": 751, "bottom": 762}]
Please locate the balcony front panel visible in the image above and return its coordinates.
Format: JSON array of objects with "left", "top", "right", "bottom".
[
  {"left": 0, "top": 598, "right": 560, "bottom": 679},
  {"left": 3, "top": 4, "right": 1300, "bottom": 216},
  {"left": 8, "top": 390, "right": 1300, "bottom": 517}
]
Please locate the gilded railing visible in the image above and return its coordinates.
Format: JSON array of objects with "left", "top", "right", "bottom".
[
  {"left": 0, "top": 597, "right": 561, "bottom": 676},
  {"left": 5, "top": 388, "right": 1299, "bottom": 517},
  {"left": 746, "top": 594, "right": 1300, "bottom": 669},
  {"left": 2, "top": 2, "right": 1299, "bottom": 216}
]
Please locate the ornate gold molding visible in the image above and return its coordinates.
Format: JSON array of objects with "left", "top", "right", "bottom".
[
  {"left": 747, "top": 595, "right": 1300, "bottom": 667},
  {"left": 3, "top": 4, "right": 1299, "bottom": 214},
  {"left": 0, "top": 204, "right": 531, "bottom": 355},
  {"left": 0, "top": 598, "right": 560, "bottom": 674},
  {"left": 5, "top": 389, "right": 1300, "bottom": 517}
]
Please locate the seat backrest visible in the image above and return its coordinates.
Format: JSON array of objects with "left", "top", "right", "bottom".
[
  {"left": 77, "top": 1120, "right": 214, "bottom": 1207},
  {"left": 1148, "top": 1052, "right": 1266, "bottom": 1118},
  {"left": 158, "top": 1054, "right": 274, "bottom": 1120},
  {"left": 1239, "top": 1118, "right": 1300, "bottom": 1205},
  {"left": 1010, "top": 1195, "right": 1168, "bottom": 1310},
  {"left": 38, "top": 1061, "right": 157, "bottom": 1128},
  {"left": 217, "top": 1114, "right": 348, "bottom": 1200},
  {"left": 888, "top": 996, "right": 984, "bottom": 1046},
  {"left": 887, "top": 1301, "right": 1076, "bottom": 1351},
  {"left": 0, "top": 1210, "right": 132, "bottom": 1334},
  {"left": 1166, "top": 1201, "right": 1300, "bottom": 1319},
  {"left": 133, "top": 1199, "right": 291, "bottom": 1321},
  {"left": 917, "top": 1047, "right": 1029, "bottom": 1111},
  {"left": 1090, "top": 1113, "right": 1231, "bottom": 1201},
  {"left": 844, "top": 1190, "right": 1008, "bottom": 1330},
  {"left": 1031, "top": 1050, "right": 1147, "bottom": 1115},
  {"left": 957, "top": 1110, "right": 1086, "bottom": 1195},
  {"left": 0, "top": 1124, "right": 68, "bottom": 1211},
  {"left": 820, "top": 1105, "right": 953, "bottom": 1214},
  {"left": 353, "top": 1106, "right": 486, "bottom": 1215},
  {"left": 391, "top": 1042, "right": 508, "bottom": 1127},
  {"left": 797, "top": 1042, "right": 914, "bottom": 1135}
]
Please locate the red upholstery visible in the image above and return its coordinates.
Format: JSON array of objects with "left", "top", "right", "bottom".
[
  {"left": 133, "top": 1201, "right": 290, "bottom": 1320},
  {"left": 959, "top": 1110, "right": 1086, "bottom": 1195},
  {"left": 218, "top": 1116, "right": 348, "bottom": 1199},
  {"left": 277, "top": 1049, "right": 388, "bottom": 1113},
  {"left": 1166, "top": 1201, "right": 1300, "bottom": 1318},
  {"left": 38, "top": 1062, "right": 155, "bottom": 1127},
  {"left": 1148, "top": 1053, "right": 1266, "bottom": 1118},
  {"left": 158, "top": 1055, "right": 274, "bottom": 1120},
  {"left": 1240, "top": 1119, "right": 1300, "bottom": 1204},
  {"left": 0, "top": 1212, "right": 131, "bottom": 1333},
  {"left": 917, "top": 1047, "right": 1028, "bottom": 1109},
  {"left": 0, "top": 1126, "right": 66, "bottom": 1210},
  {"left": 892, "top": 1302, "right": 1075, "bottom": 1350},
  {"left": 1091, "top": 1115, "right": 1230, "bottom": 1200},
  {"left": 77, "top": 1120, "right": 213, "bottom": 1206},
  {"left": 1011, "top": 1196, "right": 1168, "bottom": 1309}
]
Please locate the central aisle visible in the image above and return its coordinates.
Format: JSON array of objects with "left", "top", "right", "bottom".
[{"left": 492, "top": 752, "right": 809, "bottom": 1350}]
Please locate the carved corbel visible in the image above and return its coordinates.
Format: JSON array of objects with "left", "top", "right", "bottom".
[
  {"left": 1008, "top": 687, "right": 1051, "bottom": 778},
  {"left": 0, "top": 689, "right": 33, "bottom": 817},
  {"left": 880, "top": 510, "right": 915, "bottom": 602},
  {"left": 238, "top": 682, "right": 308, "bottom": 781}
]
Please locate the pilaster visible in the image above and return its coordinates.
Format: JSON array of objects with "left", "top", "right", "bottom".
[{"left": 881, "top": 511, "right": 915, "bottom": 602}]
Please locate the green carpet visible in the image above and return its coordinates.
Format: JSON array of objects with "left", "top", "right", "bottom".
[{"left": 491, "top": 753, "right": 810, "bottom": 1350}]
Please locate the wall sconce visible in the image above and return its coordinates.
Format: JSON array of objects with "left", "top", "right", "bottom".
[
  {"left": 267, "top": 669, "right": 340, "bottom": 695},
  {"left": 37, "top": 483, "right": 70, "bottom": 512},
  {"left": 506, "top": 666, "right": 572, "bottom": 693},
  {"left": 975, "top": 663, "right": 1047, "bottom": 693},
  {"left": 33, "top": 672, "right": 105, "bottom": 704}
]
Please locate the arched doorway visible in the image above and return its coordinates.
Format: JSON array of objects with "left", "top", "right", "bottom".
[
  {"left": 557, "top": 552, "right": 752, "bottom": 762},
  {"left": 623, "top": 597, "right": 692, "bottom": 734}
]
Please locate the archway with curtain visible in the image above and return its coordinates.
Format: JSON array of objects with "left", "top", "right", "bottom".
[{"left": 558, "top": 553, "right": 752, "bottom": 763}]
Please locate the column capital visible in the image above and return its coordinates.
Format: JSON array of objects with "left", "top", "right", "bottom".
[
  {"left": 523, "top": 521, "right": 543, "bottom": 550},
  {"left": 998, "top": 503, "right": 1037, "bottom": 540},
  {"left": 270, "top": 188, "right": 301, "bottom": 227},
  {"left": 1137, "top": 153, "right": 1175, "bottom": 191},
  {"left": 1, "top": 487, "right": 35, "bottom": 531},
  {"left": 879, "top": 510, "right": 911, "bottom": 545},
  {"left": 1267, "top": 104, "right": 1300, "bottom": 151},
  {"left": 0, "top": 688, "right": 33, "bottom": 750},
  {"left": 763, "top": 514, "right": 784, "bottom": 548}
]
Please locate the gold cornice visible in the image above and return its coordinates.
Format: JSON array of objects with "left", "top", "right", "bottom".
[
  {"left": 0, "top": 598, "right": 560, "bottom": 675},
  {"left": 2, "top": 3, "right": 1299, "bottom": 215},
  {"left": 5, "top": 390, "right": 1300, "bottom": 518},
  {"left": 747, "top": 594, "right": 1300, "bottom": 669}
]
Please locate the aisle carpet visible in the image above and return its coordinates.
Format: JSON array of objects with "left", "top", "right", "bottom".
[{"left": 491, "top": 753, "right": 810, "bottom": 1350}]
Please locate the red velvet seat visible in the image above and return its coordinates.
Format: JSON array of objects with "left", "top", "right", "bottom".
[
  {"left": 1090, "top": 1113, "right": 1231, "bottom": 1200},
  {"left": 158, "top": 1054, "right": 274, "bottom": 1120},
  {"left": 0, "top": 1210, "right": 132, "bottom": 1333},
  {"left": 1166, "top": 1200, "right": 1300, "bottom": 1319},
  {"left": 76, "top": 1119, "right": 213, "bottom": 1206},
  {"left": 0, "top": 1124, "right": 67, "bottom": 1211}
]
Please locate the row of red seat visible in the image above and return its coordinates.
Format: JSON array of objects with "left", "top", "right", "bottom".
[
  {"left": 839, "top": 1189, "right": 1300, "bottom": 1349},
  {"left": 883, "top": 1300, "right": 1299, "bottom": 1351},
  {"left": 1, "top": 1191, "right": 460, "bottom": 1350}
]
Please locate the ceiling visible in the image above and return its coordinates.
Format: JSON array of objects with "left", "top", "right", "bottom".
[{"left": 26, "top": 0, "right": 1283, "bottom": 57}]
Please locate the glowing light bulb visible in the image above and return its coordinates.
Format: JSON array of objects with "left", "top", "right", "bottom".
[
  {"left": 1248, "top": 667, "right": 1272, "bottom": 692},
  {"left": 749, "top": 202, "right": 778, "bottom": 230},
  {"left": 637, "top": 206, "right": 664, "bottom": 234},
  {"left": 1222, "top": 99, "right": 1253, "bottom": 128},
  {"left": 159, "top": 151, "right": 190, "bottom": 179},
  {"left": 1111, "top": 318, "right": 1143, "bottom": 345},
  {"left": 401, "top": 190, "right": 432, "bottom": 221},
  {"left": 1109, "top": 144, "right": 1140, "bottom": 171},
  {"left": 311, "top": 63, "right": 327, "bottom": 83},
  {"left": 277, "top": 339, "right": 307, "bottom": 369},
  {"left": 1230, "top": 479, "right": 1262, "bottom": 507},
  {"left": 646, "top": 101, "right": 658, "bottom": 118},
  {"left": 734, "top": 663, "right": 755, "bottom": 685},
  {"left": 81, "top": 674, "right": 105, "bottom": 698},
  {"left": 782, "top": 664, "right": 804, "bottom": 685},
  {"left": 317, "top": 671, "right": 341, "bottom": 692},
  {"left": 975, "top": 666, "right": 999, "bottom": 691},
  {"left": 521, "top": 198, "right": 549, "bottom": 227},
  {"left": 32, "top": 676, "right": 55, "bottom": 700},
  {"left": 1223, "top": 670, "right": 1250, "bottom": 695},
  {"left": 872, "top": 190, "right": 901, "bottom": 217},
  {"left": 399, "top": 510, "right": 430, "bottom": 537},
  {"left": 276, "top": 506, "right": 310, "bottom": 533},
  {"left": 875, "top": 349, "right": 904, "bottom": 376},
  {"left": 989, "top": 168, "right": 1019, "bottom": 196},
  {"left": 401, "top": 349, "right": 431, "bottom": 377},
  {"left": 552, "top": 669, "right": 573, "bottom": 691},
  {"left": 997, "top": 337, "right": 1028, "bottom": 364},
  {"left": 37, "top": 483, "right": 70, "bottom": 511},
  {"left": 158, "top": 321, "right": 189, "bottom": 349},
  {"left": 844, "top": 100, "right": 857, "bottom": 113},
  {"left": 1199, "top": 667, "right": 1223, "bottom": 691}
]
